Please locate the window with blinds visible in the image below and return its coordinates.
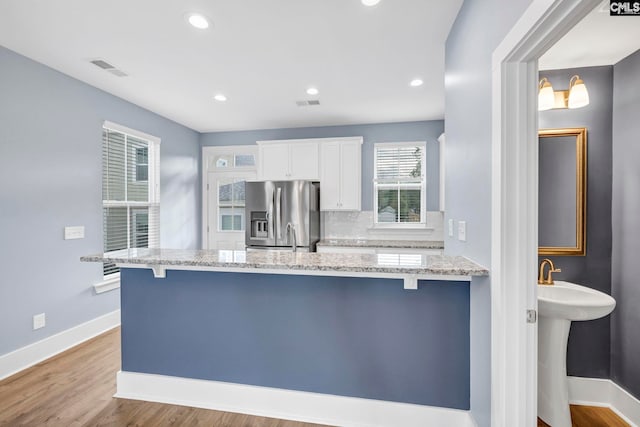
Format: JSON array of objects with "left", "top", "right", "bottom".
[
  {"left": 373, "top": 142, "right": 426, "bottom": 225},
  {"left": 102, "top": 122, "right": 160, "bottom": 277}
]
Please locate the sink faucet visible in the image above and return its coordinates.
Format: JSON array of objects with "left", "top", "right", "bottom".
[
  {"left": 286, "top": 222, "right": 297, "bottom": 252},
  {"left": 538, "top": 258, "right": 561, "bottom": 285}
]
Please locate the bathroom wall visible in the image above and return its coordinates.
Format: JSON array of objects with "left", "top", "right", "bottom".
[
  {"left": 611, "top": 48, "right": 640, "bottom": 399},
  {"left": 538, "top": 66, "right": 613, "bottom": 378}
]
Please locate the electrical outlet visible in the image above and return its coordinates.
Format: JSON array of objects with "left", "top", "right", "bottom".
[
  {"left": 33, "top": 313, "right": 46, "bottom": 330},
  {"left": 448, "top": 219, "right": 454, "bottom": 237},
  {"left": 458, "top": 221, "right": 467, "bottom": 242},
  {"left": 64, "top": 226, "right": 85, "bottom": 240}
]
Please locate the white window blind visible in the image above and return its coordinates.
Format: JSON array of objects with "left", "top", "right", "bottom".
[
  {"left": 102, "top": 122, "right": 160, "bottom": 276},
  {"left": 374, "top": 142, "right": 426, "bottom": 225}
]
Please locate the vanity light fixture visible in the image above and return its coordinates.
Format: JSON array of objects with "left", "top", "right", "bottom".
[
  {"left": 186, "top": 13, "right": 210, "bottom": 30},
  {"left": 538, "top": 75, "right": 589, "bottom": 111},
  {"left": 568, "top": 75, "right": 589, "bottom": 109},
  {"left": 538, "top": 78, "right": 555, "bottom": 111},
  {"left": 361, "top": 0, "right": 381, "bottom": 6},
  {"left": 214, "top": 94, "right": 227, "bottom": 102}
]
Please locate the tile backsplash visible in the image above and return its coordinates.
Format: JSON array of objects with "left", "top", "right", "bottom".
[{"left": 322, "top": 211, "right": 444, "bottom": 241}]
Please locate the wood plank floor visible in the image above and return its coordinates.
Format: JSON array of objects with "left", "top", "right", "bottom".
[
  {"left": 537, "top": 405, "right": 630, "bottom": 427},
  {"left": 1, "top": 327, "right": 631, "bottom": 426},
  {"left": 0, "top": 327, "right": 326, "bottom": 426}
]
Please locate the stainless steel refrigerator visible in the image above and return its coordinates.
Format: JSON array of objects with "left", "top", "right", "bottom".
[{"left": 245, "top": 180, "right": 320, "bottom": 252}]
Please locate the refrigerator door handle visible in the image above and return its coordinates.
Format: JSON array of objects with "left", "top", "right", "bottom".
[
  {"left": 275, "top": 187, "right": 282, "bottom": 240},
  {"left": 267, "top": 186, "right": 274, "bottom": 239}
]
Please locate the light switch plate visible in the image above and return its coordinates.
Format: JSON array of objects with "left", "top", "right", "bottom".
[
  {"left": 448, "top": 219, "right": 454, "bottom": 237},
  {"left": 33, "top": 313, "right": 46, "bottom": 330},
  {"left": 458, "top": 221, "right": 467, "bottom": 242},
  {"left": 64, "top": 226, "right": 85, "bottom": 240}
]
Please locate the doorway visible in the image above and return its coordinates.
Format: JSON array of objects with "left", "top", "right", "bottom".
[
  {"left": 491, "top": 0, "right": 600, "bottom": 426},
  {"left": 202, "top": 146, "right": 258, "bottom": 250}
]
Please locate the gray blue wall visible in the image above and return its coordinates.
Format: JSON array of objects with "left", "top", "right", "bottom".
[
  {"left": 200, "top": 121, "right": 444, "bottom": 212},
  {"left": 0, "top": 46, "right": 200, "bottom": 356},
  {"left": 444, "top": 0, "right": 533, "bottom": 425},
  {"left": 121, "top": 268, "right": 471, "bottom": 409},
  {"left": 612, "top": 48, "right": 640, "bottom": 399},
  {"left": 538, "top": 66, "right": 613, "bottom": 379}
]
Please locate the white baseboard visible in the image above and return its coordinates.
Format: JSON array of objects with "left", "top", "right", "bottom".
[
  {"left": 569, "top": 376, "right": 640, "bottom": 427},
  {"left": 116, "top": 371, "right": 476, "bottom": 427},
  {"left": 0, "top": 309, "right": 121, "bottom": 381}
]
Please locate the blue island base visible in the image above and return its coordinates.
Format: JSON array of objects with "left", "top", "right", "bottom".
[{"left": 120, "top": 268, "right": 470, "bottom": 410}]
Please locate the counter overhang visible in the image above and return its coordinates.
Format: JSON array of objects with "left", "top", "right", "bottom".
[{"left": 81, "top": 248, "right": 488, "bottom": 290}]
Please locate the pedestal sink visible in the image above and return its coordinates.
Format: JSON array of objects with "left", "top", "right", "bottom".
[{"left": 538, "top": 281, "right": 616, "bottom": 427}]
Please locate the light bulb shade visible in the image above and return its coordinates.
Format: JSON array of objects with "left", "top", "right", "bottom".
[
  {"left": 568, "top": 75, "right": 589, "bottom": 109},
  {"left": 538, "top": 78, "right": 555, "bottom": 111}
]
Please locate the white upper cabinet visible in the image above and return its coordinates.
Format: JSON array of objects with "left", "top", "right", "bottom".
[
  {"left": 319, "top": 137, "right": 362, "bottom": 211},
  {"left": 319, "top": 142, "right": 341, "bottom": 209},
  {"left": 256, "top": 137, "right": 362, "bottom": 211},
  {"left": 257, "top": 140, "right": 319, "bottom": 180},
  {"left": 289, "top": 142, "right": 319, "bottom": 179},
  {"left": 258, "top": 143, "right": 289, "bottom": 180}
]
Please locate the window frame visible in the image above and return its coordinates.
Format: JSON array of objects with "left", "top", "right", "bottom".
[
  {"left": 373, "top": 141, "right": 427, "bottom": 228},
  {"left": 102, "top": 121, "right": 161, "bottom": 280}
]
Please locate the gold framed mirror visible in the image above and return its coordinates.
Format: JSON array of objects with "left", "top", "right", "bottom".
[{"left": 538, "top": 127, "right": 587, "bottom": 256}]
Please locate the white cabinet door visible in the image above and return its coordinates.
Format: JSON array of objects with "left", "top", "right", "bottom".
[
  {"left": 338, "top": 140, "right": 361, "bottom": 210},
  {"left": 259, "top": 144, "right": 289, "bottom": 180},
  {"left": 319, "top": 142, "right": 341, "bottom": 210},
  {"left": 258, "top": 142, "right": 318, "bottom": 180},
  {"left": 319, "top": 138, "right": 361, "bottom": 211},
  {"left": 289, "top": 142, "right": 319, "bottom": 180}
]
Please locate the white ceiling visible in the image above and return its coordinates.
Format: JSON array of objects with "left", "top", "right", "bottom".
[
  {"left": 0, "top": 0, "right": 463, "bottom": 133},
  {"left": 539, "top": 1, "right": 640, "bottom": 70}
]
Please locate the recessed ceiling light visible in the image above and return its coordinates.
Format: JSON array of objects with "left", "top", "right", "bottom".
[
  {"left": 214, "top": 94, "right": 227, "bottom": 102},
  {"left": 410, "top": 79, "right": 424, "bottom": 87},
  {"left": 306, "top": 87, "right": 319, "bottom": 96},
  {"left": 361, "top": 0, "right": 381, "bottom": 6},
  {"left": 187, "top": 13, "right": 210, "bottom": 29}
]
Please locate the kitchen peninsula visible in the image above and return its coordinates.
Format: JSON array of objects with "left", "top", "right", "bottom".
[
  {"left": 82, "top": 248, "right": 484, "bottom": 286},
  {"left": 82, "top": 249, "right": 488, "bottom": 424}
]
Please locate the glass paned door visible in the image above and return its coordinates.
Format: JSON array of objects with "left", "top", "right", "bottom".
[
  {"left": 207, "top": 171, "right": 255, "bottom": 249},
  {"left": 218, "top": 179, "right": 245, "bottom": 231}
]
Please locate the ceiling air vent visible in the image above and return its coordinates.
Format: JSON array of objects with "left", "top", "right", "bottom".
[
  {"left": 90, "top": 59, "right": 114, "bottom": 69},
  {"left": 89, "top": 59, "right": 128, "bottom": 77},
  {"left": 296, "top": 100, "right": 321, "bottom": 107}
]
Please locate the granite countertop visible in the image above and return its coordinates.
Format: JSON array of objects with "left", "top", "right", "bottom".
[
  {"left": 317, "top": 239, "right": 445, "bottom": 249},
  {"left": 81, "top": 248, "right": 487, "bottom": 277}
]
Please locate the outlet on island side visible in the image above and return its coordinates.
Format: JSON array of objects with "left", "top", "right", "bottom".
[{"left": 33, "top": 313, "right": 46, "bottom": 330}]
